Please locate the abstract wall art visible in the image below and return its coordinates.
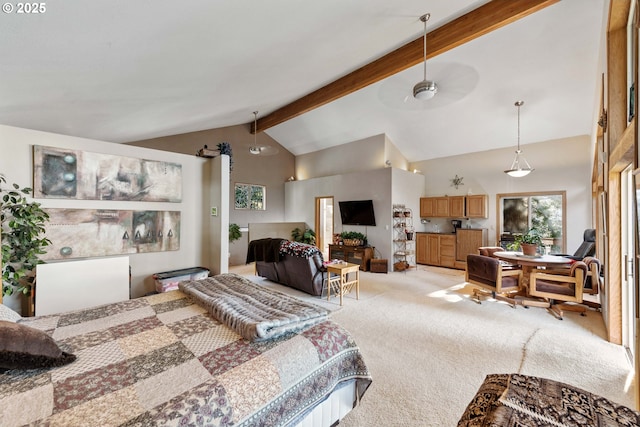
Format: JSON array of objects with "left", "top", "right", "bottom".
[
  {"left": 43, "top": 208, "right": 181, "bottom": 260},
  {"left": 33, "top": 145, "right": 182, "bottom": 202}
]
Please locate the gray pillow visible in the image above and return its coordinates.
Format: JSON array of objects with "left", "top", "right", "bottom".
[
  {"left": 0, "top": 304, "right": 21, "bottom": 322},
  {"left": 0, "top": 320, "right": 76, "bottom": 369}
]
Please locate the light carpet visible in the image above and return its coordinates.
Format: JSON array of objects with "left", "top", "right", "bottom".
[{"left": 231, "top": 264, "right": 635, "bottom": 426}]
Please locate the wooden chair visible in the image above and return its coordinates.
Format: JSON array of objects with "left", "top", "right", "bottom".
[
  {"left": 581, "top": 256, "right": 602, "bottom": 310},
  {"left": 477, "top": 246, "right": 520, "bottom": 270},
  {"left": 524, "top": 261, "right": 589, "bottom": 319},
  {"left": 477, "top": 246, "right": 506, "bottom": 257},
  {"left": 466, "top": 254, "right": 523, "bottom": 308}
]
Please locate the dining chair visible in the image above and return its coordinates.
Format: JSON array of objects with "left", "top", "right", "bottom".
[
  {"left": 477, "top": 246, "right": 520, "bottom": 270},
  {"left": 466, "top": 254, "right": 523, "bottom": 308},
  {"left": 524, "top": 261, "right": 589, "bottom": 319}
]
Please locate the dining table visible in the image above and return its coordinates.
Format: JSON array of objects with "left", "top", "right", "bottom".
[{"left": 493, "top": 251, "right": 574, "bottom": 292}]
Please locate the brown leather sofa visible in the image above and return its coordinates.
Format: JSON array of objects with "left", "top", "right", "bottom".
[{"left": 248, "top": 239, "right": 326, "bottom": 296}]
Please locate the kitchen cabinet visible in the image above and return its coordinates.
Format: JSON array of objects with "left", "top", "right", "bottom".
[
  {"left": 416, "top": 233, "right": 429, "bottom": 264},
  {"left": 419, "top": 195, "right": 488, "bottom": 218},
  {"left": 465, "top": 195, "right": 488, "bottom": 218},
  {"left": 416, "top": 233, "right": 455, "bottom": 267},
  {"left": 449, "top": 196, "right": 465, "bottom": 218},
  {"left": 455, "top": 229, "right": 488, "bottom": 262},
  {"left": 420, "top": 197, "right": 449, "bottom": 217}
]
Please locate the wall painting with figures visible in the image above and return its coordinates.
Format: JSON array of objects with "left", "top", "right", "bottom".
[{"left": 43, "top": 209, "right": 180, "bottom": 260}]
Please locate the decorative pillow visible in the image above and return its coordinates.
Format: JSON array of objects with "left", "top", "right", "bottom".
[
  {"left": 0, "top": 304, "right": 22, "bottom": 322},
  {"left": 0, "top": 320, "right": 76, "bottom": 369}
]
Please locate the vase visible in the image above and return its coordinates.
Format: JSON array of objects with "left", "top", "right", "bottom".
[{"left": 521, "top": 243, "right": 538, "bottom": 256}]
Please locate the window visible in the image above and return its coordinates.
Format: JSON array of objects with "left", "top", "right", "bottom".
[
  {"left": 497, "top": 191, "right": 566, "bottom": 253},
  {"left": 234, "top": 183, "right": 266, "bottom": 210}
]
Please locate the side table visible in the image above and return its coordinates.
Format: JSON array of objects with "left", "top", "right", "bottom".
[{"left": 326, "top": 262, "right": 360, "bottom": 306}]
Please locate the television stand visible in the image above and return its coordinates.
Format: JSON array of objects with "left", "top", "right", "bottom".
[{"left": 328, "top": 244, "right": 374, "bottom": 271}]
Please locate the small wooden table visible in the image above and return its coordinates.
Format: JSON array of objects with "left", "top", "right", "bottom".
[{"left": 326, "top": 262, "right": 360, "bottom": 306}]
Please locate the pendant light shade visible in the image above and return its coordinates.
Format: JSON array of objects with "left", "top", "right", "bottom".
[
  {"left": 504, "top": 101, "right": 533, "bottom": 177},
  {"left": 413, "top": 13, "right": 437, "bottom": 100}
]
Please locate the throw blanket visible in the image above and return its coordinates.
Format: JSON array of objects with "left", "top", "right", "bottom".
[
  {"left": 246, "top": 238, "right": 285, "bottom": 263},
  {"left": 179, "top": 273, "right": 329, "bottom": 341}
]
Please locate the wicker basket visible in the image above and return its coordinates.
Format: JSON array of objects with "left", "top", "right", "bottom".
[{"left": 342, "top": 238, "right": 362, "bottom": 246}]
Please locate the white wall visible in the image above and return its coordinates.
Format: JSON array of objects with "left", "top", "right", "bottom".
[
  {"left": 410, "top": 136, "right": 593, "bottom": 251},
  {"left": 295, "top": 134, "right": 386, "bottom": 180},
  {"left": 0, "top": 125, "right": 218, "bottom": 310},
  {"left": 284, "top": 167, "right": 424, "bottom": 265},
  {"left": 294, "top": 133, "right": 412, "bottom": 180}
]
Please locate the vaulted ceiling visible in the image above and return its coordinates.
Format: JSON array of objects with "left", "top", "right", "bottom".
[{"left": 0, "top": 0, "right": 606, "bottom": 161}]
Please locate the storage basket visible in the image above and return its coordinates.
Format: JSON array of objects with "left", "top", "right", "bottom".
[
  {"left": 370, "top": 259, "right": 388, "bottom": 273},
  {"left": 343, "top": 239, "right": 362, "bottom": 246}
]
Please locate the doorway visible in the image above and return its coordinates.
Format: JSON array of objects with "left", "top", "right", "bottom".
[
  {"left": 621, "top": 166, "right": 636, "bottom": 363},
  {"left": 315, "top": 197, "right": 334, "bottom": 259}
]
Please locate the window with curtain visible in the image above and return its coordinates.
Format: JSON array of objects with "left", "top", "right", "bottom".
[{"left": 497, "top": 191, "right": 565, "bottom": 253}]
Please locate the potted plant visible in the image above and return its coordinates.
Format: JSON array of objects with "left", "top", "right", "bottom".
[
  {"left": 340, "top": 231, "right": 366, "bottom": 246},
  {"left": 217, "top": 142, "right": 233, "bottom": 171},
  {"left": 1, "top": 174, "right": 51, "bottom": 314},
  {"left": 291, "top": 227, "right": 316, "bottom": 245},
  {"left": 229, "top": 223, "right": 242, "bottom": 243},
  {"left": 508, "top": 228, "right": 544, "bottom": 256}
]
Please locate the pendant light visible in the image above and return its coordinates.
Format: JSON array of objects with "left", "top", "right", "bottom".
[
  {"left": 504, "top": 101, "right": 534, "bottom": 177},
  {"left": 413, "top": 13, "right": 437, "bottom": 100},
  {"left": 249, "top": 111, "right": 261, "bottom": 154}
]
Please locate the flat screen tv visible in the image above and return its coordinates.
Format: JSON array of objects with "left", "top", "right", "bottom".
[{"left": 339, "top": 200, "right": 376, "bottom": 226}]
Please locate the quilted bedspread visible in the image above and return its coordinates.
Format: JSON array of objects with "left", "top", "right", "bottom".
[{"left": 0, "top": 286, "right": 371, "bottom": 426}]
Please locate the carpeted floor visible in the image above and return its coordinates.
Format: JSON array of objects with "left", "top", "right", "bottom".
[{"left": 231, "top": 263, "right": 636, "bottom": 426}]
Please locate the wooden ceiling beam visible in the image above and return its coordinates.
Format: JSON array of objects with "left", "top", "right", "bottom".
[{"left": 252, "top": 0, "right": 559, "bottom": 134}]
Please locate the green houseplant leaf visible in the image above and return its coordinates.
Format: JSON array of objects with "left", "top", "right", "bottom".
[
  {"left": 229, "top": 223, "right": 242, "bottom": 243},
  {"left": 1, "top": 174, "right": 51, "bottom": 297},
  {"left": 507, "top": 228, "right": 545, "bottom": 251},
  {"left": 291, "top": 227, "right": 316, "bottom": 245}
]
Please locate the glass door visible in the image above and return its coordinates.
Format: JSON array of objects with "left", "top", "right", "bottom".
[{"left": 622, "top": 166, "right": 636, "bottom": 363}]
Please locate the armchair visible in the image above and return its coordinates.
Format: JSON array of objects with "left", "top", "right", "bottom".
[
  {"left": 477, "top": 246, "right": 519, "bottom": 270},
  {"left": 477, "top": 246, "right": 506, "bottom": 257},
  {"left": 550, "top": 229, "right": 595, "bottom": 261},
  {"left": 525, "top": 261, "right": 589, "bottom": 319},
  {"left": 581, "top": 256, "right": 602, "bottom": 309},
  {"left": 466, "top": 254, "right": 523, "bottom": 308}
]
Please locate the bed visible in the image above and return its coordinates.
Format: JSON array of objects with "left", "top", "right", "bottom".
[{"left": 0, "top": 273, "right": 371, "bottom": 427}]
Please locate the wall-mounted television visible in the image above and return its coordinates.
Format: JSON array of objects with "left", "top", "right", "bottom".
[{"left": 339, "top": 200, "right": 376, "bottom": 226}]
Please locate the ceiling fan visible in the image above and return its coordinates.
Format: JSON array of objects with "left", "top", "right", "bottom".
[
  {"left": 376, "top": 13, "right": 479, "bottom": 110},
  {"left": 378, "top": 61, "right": 479, "bottom": 110},
  {"left": 249, "top": 111, "right": 280, "bottom": 156}
]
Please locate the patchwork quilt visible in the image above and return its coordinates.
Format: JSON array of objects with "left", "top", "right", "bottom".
[{"left": 0, "top": 281, "right": 371, "bottom": 426}]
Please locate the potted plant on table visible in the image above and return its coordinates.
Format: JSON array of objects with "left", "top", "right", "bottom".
[
  {"left": 1, "top": 174, "right": 51, "bottom": 315},
  {"left": 508, "top": 228, "right": 544, "bottom": 256},
  {"left": 340, "top": 231, "right": 366, "bottom": 246}
]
